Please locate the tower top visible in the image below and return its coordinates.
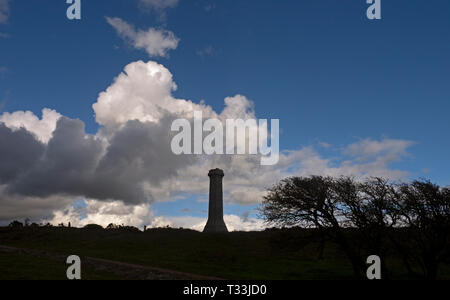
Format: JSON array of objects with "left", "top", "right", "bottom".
[{"left": 208, "top": 168, "right": 224, "bottom": 177}]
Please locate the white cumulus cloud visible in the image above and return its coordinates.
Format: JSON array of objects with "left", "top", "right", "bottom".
[
  {"left": 0, "top": 108, "right": 62, "bottom": 143},
  {"left": 0, "top": 60, "right": 417, "bottom": 231},
  {"left": 45, "top": 198, "right": 266, "bottom": 232},
  {"left": 93, "top": 60, "right": 211, "bottom": 127},
  {"left": 47, "top": 199, "right": 154, "bottom": 229}
]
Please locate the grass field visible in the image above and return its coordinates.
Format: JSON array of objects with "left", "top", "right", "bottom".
[
  {"left": 0, "top": 250, "right": 122, "bottom": 280},
  {"left": 0, "top": 227, "right": 448, "bottom": 280}
]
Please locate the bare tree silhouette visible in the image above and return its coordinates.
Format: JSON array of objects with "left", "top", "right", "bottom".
[{"left": 260, "top": 176, "right": 450, "bottom": 279}]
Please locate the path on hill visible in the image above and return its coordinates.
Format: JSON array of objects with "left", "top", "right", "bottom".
[{"left": 0, "top": 244, "right": 224, "bottom": 280}]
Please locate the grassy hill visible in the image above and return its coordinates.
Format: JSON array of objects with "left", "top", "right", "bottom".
[
  {"left": 0, "top": 250, "right": 121, "bottom": 280},
  {"left": 0, "top": 226, "right": 448, "bottom": 280}
]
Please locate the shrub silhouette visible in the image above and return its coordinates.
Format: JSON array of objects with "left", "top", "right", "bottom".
[
  {"left": 8, "top": 220, "right": 24, "bottom": 229},
  {"left": 83, "top": 224, "right": 104, "bottom": 230}
]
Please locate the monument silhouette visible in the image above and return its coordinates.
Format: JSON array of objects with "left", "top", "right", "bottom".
[{"left": 203, "top": 169, "right": 228, "bottom": 233}]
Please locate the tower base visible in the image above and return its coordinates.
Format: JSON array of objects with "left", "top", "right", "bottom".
[{"left": 203, "top": 221, "right": 228, "bottom": 233}]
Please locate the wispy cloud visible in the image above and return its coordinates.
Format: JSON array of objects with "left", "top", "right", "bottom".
[
  {"left": 196, "top": 45, "right": 215, "bottom": 57},
  {"left": 138, "top": 0, "right": 179, "bottom": 11},
  {"left": 203, "top": 2, "right": 215, "bottom": 12},
  {"left": 106, "top": 17, "right": 179, "bottom": 58},
  {"left": 0, "top": 0, "right": 10, "bottom": 24},
  {"left": 0, "top": 66, "right": 7, "bottom": 79},
  {"left": 138, "top": 0, "right": 179, "bottom": 20}
]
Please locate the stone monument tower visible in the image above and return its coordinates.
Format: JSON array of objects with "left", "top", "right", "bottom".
[{"left": 203, "top": 169, "right": 228, "bottom": 233}]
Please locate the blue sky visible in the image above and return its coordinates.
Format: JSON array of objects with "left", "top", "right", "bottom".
[{"left": 0, "top": 0, "right": 449, "bottom": 228}]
